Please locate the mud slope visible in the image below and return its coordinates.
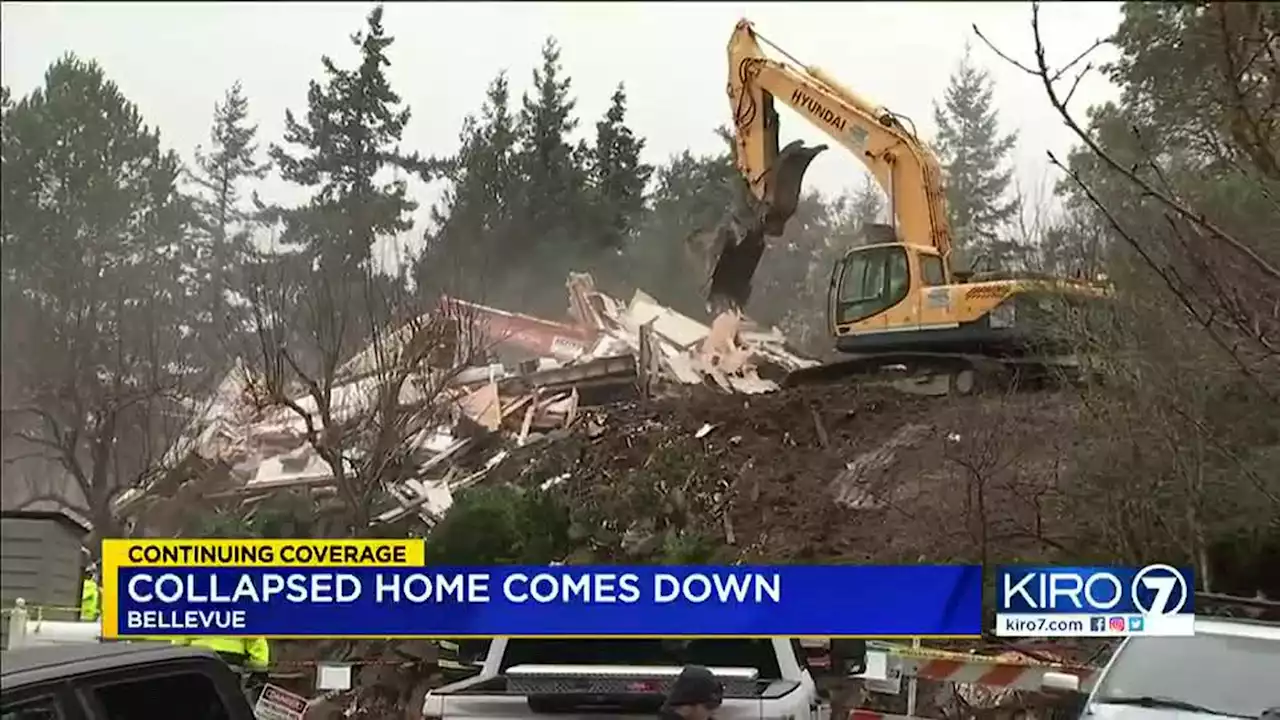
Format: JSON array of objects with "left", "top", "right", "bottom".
[{"left": 495, "top": 384, "right": 1088, "bottom": 563}]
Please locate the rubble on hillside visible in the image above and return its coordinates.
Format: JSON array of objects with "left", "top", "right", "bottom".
[
  {"left": 488, "top": 380, "right": 1086, "bottom": 564},
  {"left": 114, "top": 273, "right": 819, "bottom": 533}
]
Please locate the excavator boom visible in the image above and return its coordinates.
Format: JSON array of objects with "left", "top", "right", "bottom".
[{"left": 692, "top": 19, "right": 952, "bottom": 312}]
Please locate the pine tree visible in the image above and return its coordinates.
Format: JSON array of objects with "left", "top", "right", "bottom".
[
  {"left": 0, "top": 54, "right": 196, "bottom": 536},
  {"left": 477, "top": 72, "right": 521, "bottom": 224},
  {"left": 269, "top": 4, "right": 432, "bottom": 275},
  {"left": 517, "top": 37, "right": 589, "bottom": 242},
  {"left": 932, "top": 44, "right": 1021, "bottom": 269},
  {"left": 189, "top": 81, "right": 268, "bottom": 353},
  {"left": 590, "top": 82, "right": 652, "bottom": 250},
  {"left": 419, "top": 71, "right": 522, "bottom": 300},
  {"left": 830, "top": 176, "right": 886, "bottom": 247}
]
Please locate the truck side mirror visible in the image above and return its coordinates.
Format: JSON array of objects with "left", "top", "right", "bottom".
[{"left": 829, "top": 639, "right": 867, "bottom": 677}]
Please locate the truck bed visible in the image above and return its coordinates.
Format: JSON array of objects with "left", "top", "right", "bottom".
[
  {"left": 429, "top": 665, "right": 801, "bottom": 717},
  {"left": 423, "top": 638, "right": 817, "bottom": 719}
]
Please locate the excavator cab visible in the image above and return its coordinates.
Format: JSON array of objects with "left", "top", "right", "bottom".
[
  {"left": 823, "top": 240, "right": 954, "bottom": 355},
  {"left": 829, "top": 244, "right": 911, "bottom": 329},
  {"left": 825, "top": 220, "right": 943, "bottom": 330}
]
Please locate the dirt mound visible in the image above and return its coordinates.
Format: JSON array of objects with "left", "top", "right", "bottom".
[{"left": 493, "top": 383, "right": 1087, "bottom": 564}]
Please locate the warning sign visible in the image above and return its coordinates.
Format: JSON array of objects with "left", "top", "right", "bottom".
[{"left": 254, "top": 684, "right": 308, "bottom": 720}]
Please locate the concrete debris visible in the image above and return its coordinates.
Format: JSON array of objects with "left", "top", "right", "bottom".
[{"left": 115, "top": 273, "right": 819, "bottom": 534}]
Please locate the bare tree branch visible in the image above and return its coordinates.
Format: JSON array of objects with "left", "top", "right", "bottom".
[{"left": 975, "top": 4, "right": 1280, "bottom": 283}]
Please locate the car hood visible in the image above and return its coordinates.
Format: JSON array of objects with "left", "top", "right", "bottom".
[{"left": 1086, "top": 701, "right": 1243, "bottom": 720}]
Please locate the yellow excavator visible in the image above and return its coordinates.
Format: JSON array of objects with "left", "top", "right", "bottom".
[{"left": 690, "top": 20, "right": 1107, "bottom": 394}]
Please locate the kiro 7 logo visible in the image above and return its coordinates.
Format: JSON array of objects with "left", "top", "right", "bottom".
[
  {"left": 1003, "top": 564, "right": 1190, "bottom": 617},
  {"left": 1132, "top": 564, "right": 1189, "bottom": 616}
]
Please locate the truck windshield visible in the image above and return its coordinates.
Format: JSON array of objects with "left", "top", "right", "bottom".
[
  {"left": 1092, "top": 632, "right": 1280, "bottom": 718},
  {"left": 499, "top": 639, "right": 782, "bottom": 679}
]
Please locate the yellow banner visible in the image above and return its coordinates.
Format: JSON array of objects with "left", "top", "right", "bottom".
[
  {"left": 100, "top": 539, "right": 425, "bottom": 638},
  {"left": 101, "top": 539, "right": 425, "bottom": 568}
]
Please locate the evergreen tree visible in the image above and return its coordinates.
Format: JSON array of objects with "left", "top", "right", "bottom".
[
  {"left": 932, "top": 44, "right": 1022, "bottom": 269},
  {"left": 419, "top": 71, "right": 522, "bottom": 300},
  {"left": 244, "top": 7, "right": 450, "bottom": 532},
  {"left": 189, "top": 81, "right": 268, "bottom": 358},
  {"left": 517, "top": 37, "right": 589, "bottom": 243},
  {"left": 0, "top": 55, "right": 196, "bottom": 536},
  {"left": 269, "top": 4, "right": 432, "bottom": 276},
  {"left": 829, "top": 176, "right": 886, "bottom": 248},
  {"left": 589, "top": 82, "right": 652, "bottom": 250},
  {"left": 472, "top": 72, "right": 521, "bottom": 232}
]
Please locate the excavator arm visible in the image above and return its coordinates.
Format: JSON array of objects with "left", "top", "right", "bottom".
[{"left": 693, "top": 19, "right": 953, "bottom": 313}]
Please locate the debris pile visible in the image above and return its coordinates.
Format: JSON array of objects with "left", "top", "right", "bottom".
[
  {"left": 114, "top": 273, "right": 823, "bottom": 535},
  {"left": 559, "top": 272, "right": 818, "bottom": 395},
  {"left": 491, "top": 381, "right": 1085, "bottom": 565}
]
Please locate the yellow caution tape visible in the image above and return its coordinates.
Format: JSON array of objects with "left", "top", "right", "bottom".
[{"left": 1, "top": 605, "right": 86, "bottom": 616}]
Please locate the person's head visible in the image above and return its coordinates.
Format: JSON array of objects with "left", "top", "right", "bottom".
[
  {"left": 664, "top": 665, "right": 723, "bottom": 720},
  {"left": 81, "top": 547, "right": 99, "bottom": 581}
]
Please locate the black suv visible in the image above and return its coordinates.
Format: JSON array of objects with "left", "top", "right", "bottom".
[{"left": 1, "top": 642, "right": 256, "bottom": 720}]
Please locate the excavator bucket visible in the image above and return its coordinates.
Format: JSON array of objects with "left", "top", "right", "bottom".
[
  {"left": 761, "top": 140, "right": 827, "bottom": 235},
  {"left": 686, "top": 214, "right": 766, "bottom": 312},
  {"left": 686, "top": 140, "right": 827, "bottom": 312}
]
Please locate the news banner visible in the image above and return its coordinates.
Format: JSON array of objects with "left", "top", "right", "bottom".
[
  {"left": 96, "top": 539, "right": 1192, "bottom": 639},
  {"left": 995, "top": 565, "right": 1195, "bottom": 637}
]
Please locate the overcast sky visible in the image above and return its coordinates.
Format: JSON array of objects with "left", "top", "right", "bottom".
[{"left": 2, "top": 1, "right": 1122, "bottom": 258}]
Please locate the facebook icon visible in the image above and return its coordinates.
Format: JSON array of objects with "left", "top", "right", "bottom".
[{"left": 1091, "top": 617, "right": 1106, "bottom": 632}]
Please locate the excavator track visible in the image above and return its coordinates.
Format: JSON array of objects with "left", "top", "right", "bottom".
[{"left": 783, "top": 352, "right": 1088, "bottom": 397}]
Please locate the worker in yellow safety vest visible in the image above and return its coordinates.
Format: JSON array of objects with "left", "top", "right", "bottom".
[
  {"left": 80, "top": 548, "right": 102, "bottom": 622},
  {"left": 78, "top": 550, "right": 209, "bottom": 648},
  {"left": 80, "top": 559, "right": 167, "bottom": 641},
  {"left": 80, "top": 574, "right": 100, "bottom": 621}
]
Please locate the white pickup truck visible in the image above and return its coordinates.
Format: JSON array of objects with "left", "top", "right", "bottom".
[
  {"left": 421, "top": 637, "right": 868, "bottom": 720},
  {"left": 1079, "top": 617, "right": 1280, "bottom": 720}
]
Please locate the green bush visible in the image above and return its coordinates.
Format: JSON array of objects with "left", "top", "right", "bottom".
[{"left": 425, "top": 485, "right": 572, "bottom": 565}]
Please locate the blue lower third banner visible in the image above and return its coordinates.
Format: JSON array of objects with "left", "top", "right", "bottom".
[{"left": 108, "top": 565, "right": 982, "bottom": 638}]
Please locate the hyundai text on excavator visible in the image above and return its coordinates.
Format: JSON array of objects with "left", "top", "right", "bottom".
[{"left": 689, "top": 19, "right": 1107, "bottom": 394}]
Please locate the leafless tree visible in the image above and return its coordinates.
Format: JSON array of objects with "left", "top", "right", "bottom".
[
  {"left": 976, "top": 1, "right": 1279, "bottom": 388},
  {"left": 974, "top": 2, "right": 1280, "bottom": 593},
  {"left": 231, "top": 246, "right": 487, "bottom": 535},
  {"left": 2, "top": 273, "right": 199, "bottom": 545}
]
